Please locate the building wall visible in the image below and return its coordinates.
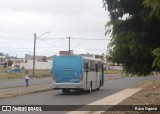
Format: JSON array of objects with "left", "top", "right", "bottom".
[
  {"left": 107, "top": 65, "right": 123, "bottom": 70},
  {"left": 20, "top": 60, "right": 52, "bottom": 69},
  {"left": 25, "top": 54, "right": 47, "bottom": 62}
]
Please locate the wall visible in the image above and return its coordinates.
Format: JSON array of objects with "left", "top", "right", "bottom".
[
  {"left": 20, "top": 60, "right": 52, "bottom": 69},
  {"left": 108, "top": 65, "right": 123, "bottom": 70}
]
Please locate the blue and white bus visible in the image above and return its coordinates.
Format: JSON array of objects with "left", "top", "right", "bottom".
[{"left": 52, "top": 55, "right": 104, "bottom": 94}]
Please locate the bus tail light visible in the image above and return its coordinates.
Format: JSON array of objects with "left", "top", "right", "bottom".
[{"left": 53, "top": 76, "right": 55, "bottom": 80}]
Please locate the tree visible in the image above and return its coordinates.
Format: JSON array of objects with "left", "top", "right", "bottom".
[
  {"left": 143, "top": 0, "right": 160, "bottom": 19},
  {"left": 0, "top": 52, "right": 4, "bottom": 56},
  {"left": 103, "top": 0, "right": 160, "bottom": 76},
  {"left": 143, "top": 0, "right": 160, "bottom": 69},
  {"left": 152, "top": 48, "right": 160, "bottom": 68},
  {"left": 42, "top": 57, "right": 47, "bottom": 62},
  {"left": 3, "top": 60, "right": 13, "bottom": 68}
]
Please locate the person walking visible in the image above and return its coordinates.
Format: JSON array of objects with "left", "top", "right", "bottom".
[{"left": 25, "top": 70, "right": 30, "bottom": 87}]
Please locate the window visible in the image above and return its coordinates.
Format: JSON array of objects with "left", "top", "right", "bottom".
[
  {"left": 95, "top": 64, "right": 98, "bottom": 72},
  {"left": 84, "top": 60, "right": 89, "bottom": 72},
  {"left": 89, "top": 61, "right": 95, "bottom": 71}
]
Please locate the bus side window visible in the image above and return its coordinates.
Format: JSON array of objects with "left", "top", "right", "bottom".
[
  {"left": 102, "top": 64, "right": 104, "bottom": 72},
  {"left": 85, "top": 63, "right": 89, "bottom": 72},
  {"left": 98, "top": 62, "right": 101, "bottom": 72},
  {"left": 95, "top": 64, "right": 98, "bottom": 72},
  {"left": 89, "top": 61, "right": 95, "bottom": 71}
]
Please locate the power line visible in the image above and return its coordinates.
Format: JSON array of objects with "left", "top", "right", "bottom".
[
  {"left": 43, "top": 37, "right": 110, "bottom": 40},
  {"left": 0, "top": 37, "right": 33, "bottom": 40},
  {"left": 43, "top": 37, "right": 67, "bottom": 40},
  {"left": 40, "top": 39, "right": 60, "bottom": 48},
  {"left": 71, "top": 38, "right": 110, "bottom": 40},
  {"left": 0, "top": 30, "right": 33, "bottom": 35}
]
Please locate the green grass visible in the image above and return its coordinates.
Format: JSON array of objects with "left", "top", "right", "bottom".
[
  {"left": 0, "top": 68, "right": 51, "bottom": 80},
  {"left": 105, "top": 70, "right": 123, "bottom": 74}
]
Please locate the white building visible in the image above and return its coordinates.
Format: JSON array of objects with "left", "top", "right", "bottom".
[{"left": 20, "top": 60, "right": 52, "bottom": 69}]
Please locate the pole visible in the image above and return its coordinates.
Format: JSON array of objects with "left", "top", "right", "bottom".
[
  {"left": 33, "top": 33, "right": 36, "bottom": 77},
  {"left": 68, "top": 37, "right": 70, "bottom": 51},
  {"left": 6, "top": 59, "right": 8, "bottom": 69},
  {"left": 16, "top": 54, "right": 17, "bottom": 66}
]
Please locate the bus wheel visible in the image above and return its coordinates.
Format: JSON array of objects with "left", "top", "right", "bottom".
[
  {"left": 89, "top": 82, "right": 92, "bottom": 93},
  {"left": 66, "top": 89, "right": 70, "bottom": 94},
  {"left": 62, "top": 89, "right": 70, "bottom": 94},
  {"left": 97, "top": 81, "right": 101, "bottom": 90},
  {"left": 62, "top": 89, "right": 66, "bottom": 94}
]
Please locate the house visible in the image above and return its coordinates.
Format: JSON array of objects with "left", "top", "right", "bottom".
[
  {"left": 19, "top": 54, "right": 53, "bottom": 69},
  {"left": 59, "top": 50, "right": 73, "bottom": 56},
  {"left": 25, "top": 54, "right": 47, "bottom": 62},
  {"left": 20, "top": 60, "right": 52, "bottom": 69},
  {"left": 0, "top": 55, "right": 6, "bottom": 68}
]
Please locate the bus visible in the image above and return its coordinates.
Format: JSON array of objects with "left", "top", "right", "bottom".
[{"left": 52, "top": 55, "right": 104, "bottom": 94}]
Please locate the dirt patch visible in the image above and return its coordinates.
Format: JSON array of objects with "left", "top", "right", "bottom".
[{"left": 103, "top": 80, "right": 160, "bottom": 114}]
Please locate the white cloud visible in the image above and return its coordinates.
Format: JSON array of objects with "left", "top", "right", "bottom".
[{"left": 0, "top": 0, "right": 110, "bottom": 57}]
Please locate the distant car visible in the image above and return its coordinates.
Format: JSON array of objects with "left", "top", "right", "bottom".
[{"left": 6, "top": 68, "right": 23, "bottom": 73}]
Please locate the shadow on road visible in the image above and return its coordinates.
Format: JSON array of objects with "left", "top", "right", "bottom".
[{"left": 54, "top": 89, "right": 102, "bottom": 96}]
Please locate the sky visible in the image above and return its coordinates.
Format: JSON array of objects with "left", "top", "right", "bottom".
[{"left": 0, "top": 0, "right": 110, "bottom": 58}]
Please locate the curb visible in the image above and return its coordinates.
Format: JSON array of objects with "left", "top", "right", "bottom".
[
  {"left": 0, "top": 82, "right": 51, "bottom": 90},
  {"left": 66, "top": 80, "right": 148, "bottom": 114},
  {"left": 105, "top": 76, "right": 124, "bottom": 81},
  {"left": 82, "top": 80, "right": 150, "bottom": 114},
  {"left": 130, "top": 80, "right": 148, "bottom": 88},
  {"left": 0, "top": 87, "right": 52, "bottom": 99}
]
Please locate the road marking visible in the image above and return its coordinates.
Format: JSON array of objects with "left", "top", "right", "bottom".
[{"left": 66, "top": 88, "right": 141, "bottom": 114}]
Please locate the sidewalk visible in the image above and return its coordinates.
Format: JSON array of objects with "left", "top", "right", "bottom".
[
  {"left": 0, "top": 77, "right": 52, "bottom": 89},
  {"left": 0, "top": 74, "right": 123, "bottom": 99},
  {"left": 0, "top": 83, "right": 52, "bottom": 99}
]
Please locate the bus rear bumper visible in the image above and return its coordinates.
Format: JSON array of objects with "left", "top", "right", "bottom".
[{"left": 52, "top": 82, "right": 84, "bottom": 89}]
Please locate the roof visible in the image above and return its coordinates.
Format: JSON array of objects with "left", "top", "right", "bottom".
[{"left": 83, "top": 56, "right": 104, "bottom": 63}]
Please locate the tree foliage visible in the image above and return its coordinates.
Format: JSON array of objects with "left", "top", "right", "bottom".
[
  {"left": 143, "top": 0, "right": 160, "bottom": 68},
  {"left": 103, "top": 0, "right": 160, "bottom": 76},
  {"left": 0, "top": 52, "right": 4, "bottom": 56},
  {"left": 143, "top": 0, "right": 160, "bottom": 19},
  {"left": 3, "top": 60, "right": 13, "bottom": 68},
  {"left": 152, "top": 48, "right": 160, "bottom": 67}
]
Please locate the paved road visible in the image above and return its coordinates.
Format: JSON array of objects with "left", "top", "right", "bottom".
[
  {"left": 0, "top": 74, "right": 122, "bottom": 89},
  {"left": 0, "top": 76, "right": 160, "bottom": 114}
]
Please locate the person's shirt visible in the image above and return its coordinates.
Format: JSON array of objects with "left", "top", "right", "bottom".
[{"left": 25, "top": 73, "right": 30, "bottom": 79}]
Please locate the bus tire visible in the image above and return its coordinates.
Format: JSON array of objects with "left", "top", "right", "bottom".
[
  {"left": 66, "top": 89, "right": 70, "bottom": 94},
  {"left": 62, "top": 89, "right": 70, "bottom": 94},
  {"left": 62, "top": 89, "right": 66, "bottom": 94},
  {"left": 97, "top": 81, "right": 101, "bottom": 90},
  {"left": 88, "top": 82, "right": 92, "bottom": 93}
]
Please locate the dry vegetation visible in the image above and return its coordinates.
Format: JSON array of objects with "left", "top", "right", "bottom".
[
  {"left": 103, "top": 80, "right": 160, "bottom": 114},
  {"left": 0, "top": 68, "right": 51, "bottom": 79}
]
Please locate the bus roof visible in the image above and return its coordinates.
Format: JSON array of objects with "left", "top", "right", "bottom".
[
  {"left": 83, "top": 56, "right": 104, "bottom": 63},
  {"left": 53, "top": 55, "right": 105, "bottom": 63}
]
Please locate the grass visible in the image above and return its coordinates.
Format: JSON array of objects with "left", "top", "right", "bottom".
[
  {"left": 105, "top": 70, "right": 123, "bottom": 74},
  {"left": 0, "top": 69, "right": 124, "bottom": 79},
  {"left": 0, "top": 68, "right": 51, "bottom": 80},
  {"left": 29, "top": 69, "right": 51, "bottom": 78}
]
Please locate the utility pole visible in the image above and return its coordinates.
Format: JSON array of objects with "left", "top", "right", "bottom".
[
  {"left": 33, "top": 32, "right": 49, "bottom": 77},
  {"left": 33, "top": 33, "right": 36, "bottom": 77},
  {"left": 6, "top": 59, "right": 8, "bottom": 69},
  {"left": 16, "top": 54, "right": 17, "bottom": 66},
  {"left": 68, "top": 37, "right": 70, "bottom": 51}
]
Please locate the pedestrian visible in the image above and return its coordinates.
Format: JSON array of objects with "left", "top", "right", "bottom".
[{"left": 25, "top": 70, "right": 30, "bottom": 87}]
